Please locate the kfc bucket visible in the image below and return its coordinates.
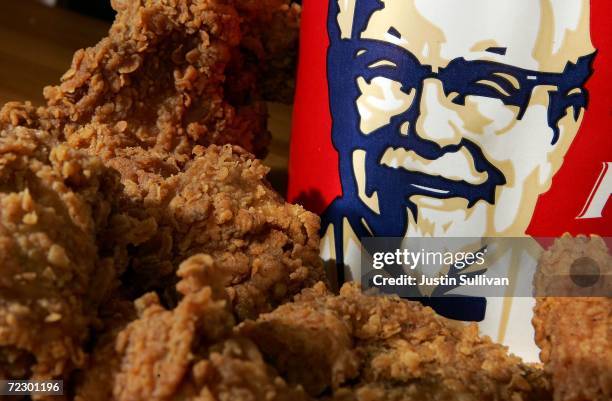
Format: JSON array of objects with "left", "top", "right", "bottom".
[{"left": 288, "top": 0, "right": 611, "bottom": 361}]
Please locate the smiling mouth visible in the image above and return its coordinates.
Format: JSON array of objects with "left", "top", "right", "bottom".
[{"left": 379, "top": 147, "right": 489, "bottom": 187}]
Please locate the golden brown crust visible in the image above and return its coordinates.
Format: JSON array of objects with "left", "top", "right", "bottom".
[
  {"left": 534, "top": 234, "right": 612, "bottom": 297},
  {"left": 71, "top": 298, "right": 136, "bottom": 401},
  {"left": 0, "top": 0, "right": 299, "bottom": 162},
  {"left": 240, "top": 283, "right": 551, "bottom": 401},
  {"left": 97, "top": 144, "right": 325, "bottom": 320},
  {"left": 75, "top": 255, "right": 312, "bottom": 401},
  {"left": 0, "top": 0, "right": 315, "bottom": 397},
  {"left": 74, "top": 268, "right": 551, "bottom": 401},
  {"left": 0, "top": 2, "right": 317, "bottom": 392},
  {"left": 0, "top": 0, "right": 319, "bottom": 322},
  {"left": 45, "top": 0, "right": 270, "bottom": 160},
  {"left": 234, "top": 0, "right": 301, "bottom": 103},
  {"left": 0, "top": 127, "right": 116, "bottom": 383},
  {"left": 0, "top": 2, "right": 563, "bottom": 401},
  {"left": 533, "top": 235, "right": 612, "bottom": 401}
]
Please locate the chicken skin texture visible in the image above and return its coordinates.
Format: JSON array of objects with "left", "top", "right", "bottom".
[
  {"left": 74, "top": 254, "right": 312, "bottom": 401},
  {"left": 1, "top": 2, "right": 594, "bottom": 401},
  {"left": 0, "top": 0, "right": 321, "bottom": 321},
  {"left": 76, "top": 260, "right": 550, "bottom": 401},
  {"left": 3, "top": 0, "right": 300, "bottom": 161},
  {"left": 0, "top": 135, "right": 324, "bottom": 390},
  {"left": 0, "top": 0, "right": 311, "bottom": 389},
  {"left": 533, "top": 235, "right": 612, "bottom": 401},
  {"left": 101, "top": 144, "right": 325, "bottom": 320},
  {"left": 0, "top": 127, "right": 116, "bottom": 384},
  {"left": 239, "top": 282, "right": 551, "bottom": 401}
]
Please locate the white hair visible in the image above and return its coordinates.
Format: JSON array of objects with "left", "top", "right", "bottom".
[{"left": 334, "top": 0, "right": 593, "bottom": 67}]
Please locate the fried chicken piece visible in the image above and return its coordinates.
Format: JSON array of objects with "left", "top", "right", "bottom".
[
  {"left": 0, "top": 0, "right": 315, "bottom": 320},
  {"left": 534, "top": 234, "right": 612, "bottom": 297},
  {"left": 2, "top": 0, "right": 313, "bottom": 393},
  {"left": 40, "top": 0, "right": 265, "bottom": 160},
  {"left": 239, "top": 282, "right": 551, "bottom": 401},
  {"left": 75, "top": 254, "right": 312, "bottom": 401},
  {"left": 73, "top": 144, "right": 324, "bottom": 398},
  {"left": 69, "top": 296, "right": 136, "bottom": 401},
  {"left": 102, "top": 144, "right": 325, "bottom": 320},
  {"left": 533, "top": 235, "right": 612, "bottom": 401},
  {"left": 2, "top": 0, "right": 299, "bottom": 164},
  {"left": 0, "top": 0, "right": 301, "bottom": 152},
  {"left": 0, "top": 347, "right": 34, "bottom": 382},
  {"left": 234, "top": 0, "right": 301, "bottom": 103},
  {"left": 0, "top": 126, "right": 116, "bottom": 383},
  {"left": 2, "top": 0, "right": 302, "bottom": 155}
]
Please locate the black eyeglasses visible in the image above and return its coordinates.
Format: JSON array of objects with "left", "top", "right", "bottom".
[{"left": 353, "top": 38, "right": 595, "bottom": 145}]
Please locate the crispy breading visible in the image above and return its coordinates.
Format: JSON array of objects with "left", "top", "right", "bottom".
[
  {"left": 0, "top": 2, "right": 563, "bottom": 401},
  {"left": 45, "top": 0, "right": 268, "bottom": 160},
  {"left": 533, "top": 235, "right": 612, "bottom": 401},
  {"left": 234, "top": 0, "right": 301, "bottom": 103},
  {"left": 239, "top": 282, "right": 551, "bottom": 401},
  {"left": 0, "top": 127, "right": 116, "bottom": 383},
  {"left": 0, "top": 0, "right": 320, "bottom": 321},
  {"left": 75, "top": 254, "right": 312, "bottom": 401},
  {"left": 2, "top": 0, "right": 300, "bottom": 161},
  {"left": 534, "top": 234, "right": 612, "bottom": 297},
  {"left": 71, "top": 298, "right": 136, "bottom": 401},
  {"left": 99, "top": 144, "right": 325, "bottom": 320},
  {"left": 0, "top": 0, "right": 318, "bottom": 396}
]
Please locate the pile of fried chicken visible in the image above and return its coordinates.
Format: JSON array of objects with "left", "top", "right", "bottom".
[{"left": 0, "top": 1, "right": 609, "bottom": 400}]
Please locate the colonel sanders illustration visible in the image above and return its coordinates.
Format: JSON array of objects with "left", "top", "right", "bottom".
[{"left": 321, "top": 0, "right": 595, "bottom": 288}]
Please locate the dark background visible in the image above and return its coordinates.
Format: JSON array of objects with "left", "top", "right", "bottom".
[
  {"left": 59, "top": 0, "right": 116, "bottom": 20},
  {"left": 57, "top": 0, "right": 302, "bottom": 21}
]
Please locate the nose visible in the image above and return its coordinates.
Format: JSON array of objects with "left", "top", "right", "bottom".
[{"left": 414, "top": 78, "right": 463, "bottom": 147}]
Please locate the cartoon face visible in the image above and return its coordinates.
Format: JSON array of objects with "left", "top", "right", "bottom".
[{"left": 327, "top": 0, "right": 594, "bottom": 237}]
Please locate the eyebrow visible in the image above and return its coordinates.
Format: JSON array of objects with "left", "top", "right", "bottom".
[{"left": 356, "top": 37, "right": 592, "bottom": 79}]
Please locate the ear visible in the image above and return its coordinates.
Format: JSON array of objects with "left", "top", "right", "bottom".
[{"left": 335, "top": 0, "right": 357, "bottom": 39}]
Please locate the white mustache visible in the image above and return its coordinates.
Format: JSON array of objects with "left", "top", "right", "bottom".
[{"left": 380, "top": 147, "right": 488, "bottom": 185}]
